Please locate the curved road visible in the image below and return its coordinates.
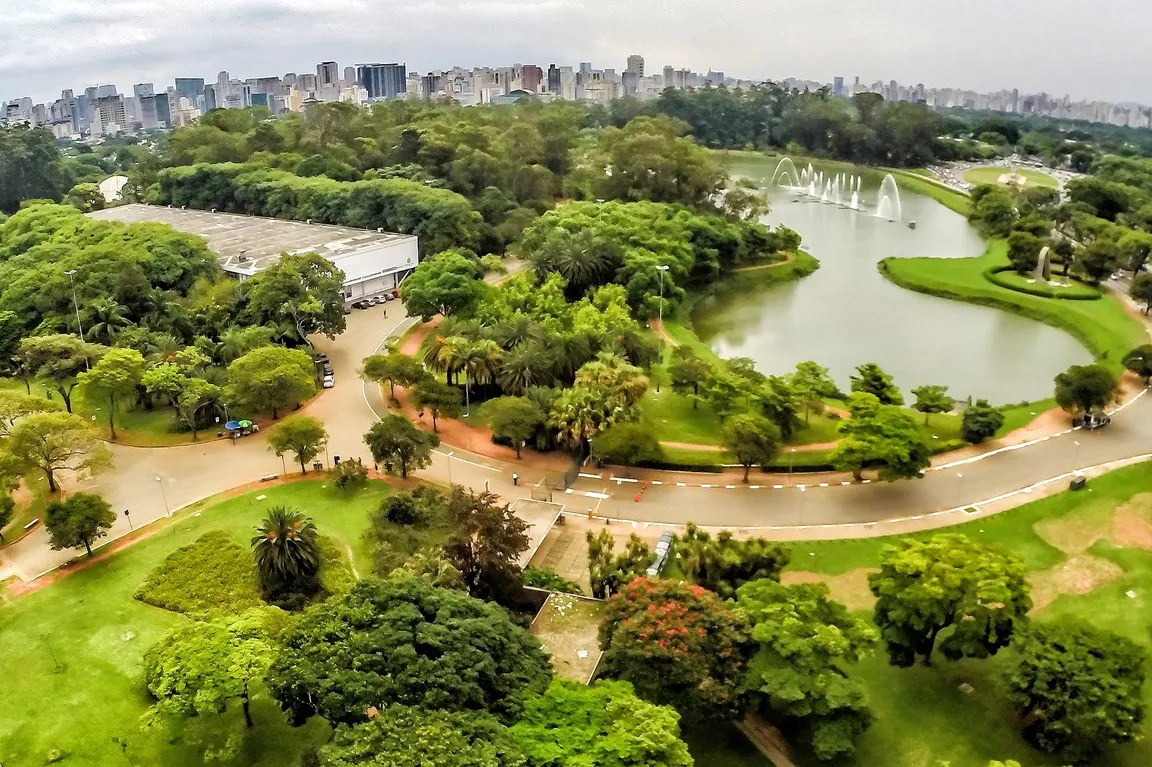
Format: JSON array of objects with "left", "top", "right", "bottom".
[{"left": 4, "top": 300, "right": 1152, "bottom": 581}]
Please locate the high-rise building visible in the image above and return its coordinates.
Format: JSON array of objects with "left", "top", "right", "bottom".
[
  {"left": 203, "top": 84, "right": 218, "bottom": 111},
  {"left": 297, "top": 73, "right": 318, "bottom": 92},
  {"left": 521, "top": 65, "right": 543, "bottom": 92},
  {"left": 133, "top": 83, "right": 154, "bottom": 98},
  {"left": 174, "top": 77, "right": 205, "bottom": 103},
  {"left": 357, "top": 63, "right": 407, "bottom": 100},
  {"left": 138, "top": 95, "right": 160, "bottom": 129},
  {"left": 547, "top": 64, "right": 561, "bottom": 93},
  {"left": 626, "top": 54, "right": 645, "bottom": 77},
  {"left": 157, "top": 89, "right": 174, "bottom": 127},
  {"left": 833, "top": 76, "right": 844, "bottom": 97},
  {"left": 316, "top": 61, "right": 339, "bottom": 87},
  {"left": 96, "top": 84, "right": 117, "bottom": 98},
  {"left": 93, "top": 95, "right": 126, "bottom": 134},
  {"left": 344, "top": 66, "right": 356, "bottom": 84}
]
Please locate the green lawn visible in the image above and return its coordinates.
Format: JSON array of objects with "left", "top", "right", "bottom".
[
  {"left": 784, "top": 459, "right": 1152, "bottom": 767},
  {"left": 881, "top": 239, "right": 1148, "bottom": 378},
  {"left": 989, "top": 268, "right": 1101, "bottom": 300},
  {"left": 0, "top": 479, "right": 397, "bottom": 767},
  {"left": 963, "top": 166, "right": 1060, "bottom": 190}
]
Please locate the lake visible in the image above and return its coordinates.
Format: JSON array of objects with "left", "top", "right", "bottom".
[{"left": 692, "top": 155, "right": 1092, "bottom": 404}]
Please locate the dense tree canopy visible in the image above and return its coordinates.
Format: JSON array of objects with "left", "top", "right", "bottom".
[{"left": 266, "top": 577, "right": 552, "bottom": 726}]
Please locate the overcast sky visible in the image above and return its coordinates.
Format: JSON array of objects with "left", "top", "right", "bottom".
[{"left": 3, "top": 0, "right": 1149, "bottom": 105}]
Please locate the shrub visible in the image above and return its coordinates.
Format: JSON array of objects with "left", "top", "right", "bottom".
[
  {"left": 317, "top": 535, "right": 356, "bottom": 595},
  {"left": 522, "top": 566, "right": 584, "bottom": 595},
  {"left": 134, "top": 530, "right": 261, "bottom": 618},
  {"left": 331, "top": 460, "right": 368, "bottom": 490},
  {"left": 982, "top": 265, "right": 1100, "bottom": 300}
]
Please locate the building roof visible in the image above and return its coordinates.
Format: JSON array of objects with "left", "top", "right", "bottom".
[{"left": 87, "top": 204, "right": 417, "bottom": 276}]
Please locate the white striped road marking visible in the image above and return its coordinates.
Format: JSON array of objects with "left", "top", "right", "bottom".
[
  {"left": 578, "top": 472, "right": 602, "bottom": 479},
  {"left": 725, "top": 484, "right": 736, "bottom": 489},
  {"left": 676, "top": 482, "right": 687, "bottom": 487}
]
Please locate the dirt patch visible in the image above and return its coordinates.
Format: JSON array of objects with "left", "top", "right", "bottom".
[
  {"left": 530, "top": 593, "right": 605, "bottom": 682},
  {"left": 781, "top": 568, "right": 878, "bottom": 612},
  {"left": 1029, "top": 554, "right": 1125, "bottom": 611},
  {"left": 1032, "top": 499, "right": 1117, "bottom": 555},
  {"left": 1109, "top": 493, "right": 1152, "bottom": 550}
]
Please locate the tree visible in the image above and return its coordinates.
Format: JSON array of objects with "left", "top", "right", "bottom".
[
  {"left": 142, "top": 608, "right": 279, "bottom": 759},
  {"left": 77, "top": 347, "right": 144, "bottom": 440},
  {"left": 486, "top": 396, "right": 545, "bottom": 458},
  {"left": 789, "top": 360, "right": 837, "bottom": 423},
  {"left": 267, "top": 416, "right": 329, "bottom": 474},
  {"left": 849, "top": 362, "right": 903, "bottom": 405},
  {"left": 0, "top": 390, "right": 58, "bottom": 437},
  {"left": 443, "top": 488, "right": 530, "bottom": 604},
  {"left": 591, "top": 422, "right": 662, "bottom": 474},
  {"left": 244, "top": 252, "right": 346, "bottom": 340},
  {"left": 17, "top": 334, "right": 104, "bottom": 413},
  {"left": 63, "top": 182, "right": 105, "bottom": 212},
  {"left": 869, "top": 534, "right": 1032, "bottom": 667},
  {"left": 175, "top": 378, "right": 221, "bottom": 440},
  {"left": 251, "top": 506, "right": 322, "bottom": 601},
  {"left": 1131, "top": 272, "right": 1152, "bottom": 314},
  {"left": 226, "top": 345, "right": 316, "bottom": 419},
  {"left": 961, "top": 399, "right": 1005, "bottom": 444},
  {"left": 0, "top": 126, "right": 72, "bottom": 212},
  {"left": 1005, "top": 621, "right": 1146, "bottom": 762},
  {"left": 1054, "top": 363, "right": 1118, "bottom": 416},
  {"left": 831, "top": 393, "right": 930, "bottom": 482},
  {"left": 586, "top": 529, "right": 655, "bottom": 599},
  {"left": 737, "top": 579, "right": 878, "bottom": 761},
  {"left": 509, "top": 679, "right": 693, "bottom": 767},
  {"left": 318, "top": 705, "right": 523, "bottom": 767},
  {"left": 400, "top": 249, "right": 485, "bottom": 320},
  {"left": 6, "top": 411, "right": 111, "bottom": 492},
  {"left": 910, "top": 384, "right": 952, "bottom": 425},
  {"left": 1007, "top": 230, "right": 1047, "bottom": 275},
  {"left": 84, "top": 298, "right": 133, "bottom": 345},
  {"left": 410, "top": 377, "right": 462, "bottom": 432},
  {"left": 721, "top": 412, "right": 782, "bottom": 483},
  {"left": 548, "top": 384, "right": 620, "bottom": 450},
  {"left": 362, "top": 350, "right": 427, "bottom": 399},
  {"left": 1123, "top": 345, "right": 1152, "bottom": 384},
  {"left": 1076, "top": 239, "right": 1121, "bottom": 284},
  {"left": 266, "top": 577, "right": 552, "bottom": 726},
  {"left": 44, "top": 491, "right": 116, "bottom": 556},
  {"left": 598, "top": 578, "right": 754, "bottom": 722},
  {"left": 364, "top": 414, "right": 439, "bottom": 478},
  {"left": 676, "top": 523, "right": 791, "bottom": 599},
  {"left": 668, "top": 346, "right": 712, "bottom": 409}
]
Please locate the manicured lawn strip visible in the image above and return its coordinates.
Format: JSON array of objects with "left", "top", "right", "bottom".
[
  {"left": 0, "top": 479, "right": 395, "bottom": 767},
  {"left": 988, "top": 268, "right": 1100, "bottom": 300},
  {"left": 880, "top": 239, "right": 1147, "bottom": 378},
  {"left": 963, "top": 166, "right": 1060, "bottom": 189},
  {"left": 997, "top": 399, "right": 1056, "bottom": 436}
]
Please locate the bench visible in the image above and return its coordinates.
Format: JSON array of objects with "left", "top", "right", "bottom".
[{"left": 23, "top": 518, "right": 40, "bottom": 531}]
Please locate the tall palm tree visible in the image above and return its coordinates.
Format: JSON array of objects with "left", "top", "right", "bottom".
[
  {"left": 532, "top": 230, "right": 619, "bottom": 297},
  {"left": 457, "top": 339, "right": 503, "bottom": 410},
  {"left": 422, "top": 334, "right": 469, "bottom": 385},
  {"left": 493, "top": 314, "right": 545, "bottom": 351},
  {"left": 550, "top": 331, "right": 598, "bottom": 384},
  {"left": 85, "top": 298, "right": 133, "bottom": 345},
  {"left": 251, "top": 507, "right": 321, "bottom": 593},
  {"left": 497, "top": 341, "right": 554, "bottom": 395}
]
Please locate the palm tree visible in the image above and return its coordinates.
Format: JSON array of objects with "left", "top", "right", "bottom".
[
  {"left": 497, "top": 341, "right": 554, "bottom": 395},
  {"left": 422, "top": 334, "right": 469, "bottom": 385},
  {"left": 85, "top": 298, "right": 133, "bottom": 345},
  {"left": 549, "top": 386, "right": 616, "bottom": 451},
  {"left": 533, "top": 230, "right": 618, "bottom": 297},
  {"left": 493, "top": 314, "right": 545, "bottom": 350},
  {"left": 550, "top": 331, "right": 598, "bottom": 384},
  {"left": 458, "top": 339, "right": 503, "bottom": 409},
  {"left": 250, "top": 507, "right": 321, "bottom": 594},
  {"left": 146, "top": 335, "right": 183, "bottom": 365}
]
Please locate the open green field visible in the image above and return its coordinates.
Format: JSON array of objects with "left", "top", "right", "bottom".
[
  {"left": 0, "top": 479, "right": 396, "bottom": 767},
  {"left": 963, "top": 165, "right": 1060, "bottom": 189},
  {"left": 881, "top": 239, "right": 1148, "bottom": 375},
  {"left": 783, "top": 459, "right": 1152, "bottom": 767}
]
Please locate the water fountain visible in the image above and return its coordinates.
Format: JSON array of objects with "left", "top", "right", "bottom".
[
  {"left": 849, "top": 191, "right": 860, "bottom": 210},
  {"left": 875, "top": 173, "right": 903, "bottom": 223},
  {"left": 1031, "top": 246, "right": 1052, "bottom": 283},
  {"left": 770, "top": 157, "right": 800, "bottom": 188}
]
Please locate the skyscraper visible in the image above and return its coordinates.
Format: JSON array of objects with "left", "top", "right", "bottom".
[
  {"left": 133, "top": 83, "right": 154, "bottom": 98},
  {"left": 357, "top": 63, "right": 407, "bottom": 100},
  {"left": 344, "top": 66, "right": 356, "bottom": 84},
  {"left": 521, "top": 65, "right": 543, "bottom": 92},
  {"left": 626, "top": 54, "right": 645, "bottom": 77},
  {"left": 174, "top": 77, "right": 205, "bottom": 103},
  {"left": 547, "top": 64, "right": 561, "bottom": 93},
  {"left": 833, "top": 76, "right": 844, "bottom": 97},
  {"left": 316, "top": 61, "right": 339, "bottom": 88}
]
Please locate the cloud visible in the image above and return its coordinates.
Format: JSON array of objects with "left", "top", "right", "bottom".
[{"left": 3, "top": 0, "right": 1151, "bottom": 104}]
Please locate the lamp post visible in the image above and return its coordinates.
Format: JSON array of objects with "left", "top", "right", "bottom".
[
  {"left": 64, "top": 269, "right": 89, "bottom": 370},
  {"left": 655, "top": 265, "right": 669, "bottom": 392},
  {"left": 155, "top": 476, "right": 170, "bottom": 518}
]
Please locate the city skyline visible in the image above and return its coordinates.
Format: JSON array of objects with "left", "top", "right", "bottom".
[{"left": 4, "top": 0, "right": 1152, "bottom": 106}]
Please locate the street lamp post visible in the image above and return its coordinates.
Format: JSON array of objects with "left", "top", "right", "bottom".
[
  {"left": 155, "top": 476, "right": 171, "bottom": 518},
  {"left": 655, "top": 265, "right": 670, "bottom": 392},
  {"left": 64, "top": 269, "right": 90, "bottom": 369}
]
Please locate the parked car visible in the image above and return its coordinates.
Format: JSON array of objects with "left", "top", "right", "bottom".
[
  {"left": 343, "top": 305, "right": 352, "bottom": 315},
  {"left": 352, "top": 300, "right": 368, "bottom": 309},
  {"left": 1083, "top": 412, "right": 1111, "bottom": 430},
  {"left": 323, "top": 377, "right": 335, "bottom": 389}
]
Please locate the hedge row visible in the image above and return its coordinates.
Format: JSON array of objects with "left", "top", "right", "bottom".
[
  {"left": 150, "top": 163, "right": 485, "bottom": 255},
  {"left": 982, "top": 265, "right": 1100, "bottom": 301}
]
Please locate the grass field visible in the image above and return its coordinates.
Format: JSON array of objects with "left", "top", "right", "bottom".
[
  {"left": 881, "top": 239, "right": 1148, "bottom": 376},
  {"left": 782, "top": 459, "right": 1152, "bottom": 767},
  {"left": 988, "top": 268, "right": 1102, "bottom": 300},
  {"left": 0, "top": 479, "right": 397, "bottom": 767},
  {"left": 963, "top": 165, "right": 1060, "bottom": 190}
]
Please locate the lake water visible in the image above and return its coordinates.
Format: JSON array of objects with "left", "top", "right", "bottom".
[{"left": 692, "top": 156, "right": 1092, "bottom": 404}]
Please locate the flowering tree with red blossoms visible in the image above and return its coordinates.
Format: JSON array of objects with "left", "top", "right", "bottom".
[{"left": 597, "top": 577, "right": 755, "bottom": 722}]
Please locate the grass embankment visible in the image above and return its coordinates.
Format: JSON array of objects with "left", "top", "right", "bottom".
[
  {"left": 0, "top": 479, "right": 398, "bottom": 767},
  {"left": 783, "top": 459, "right": 1152, "bottom": 767},
  {"left": 881, "top": 239, "right": 1148, "bottom": 375}
]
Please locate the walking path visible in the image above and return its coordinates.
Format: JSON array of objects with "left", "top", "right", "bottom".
[{"left": 6, "top": 276, "right": 1152, "bottom": 583}]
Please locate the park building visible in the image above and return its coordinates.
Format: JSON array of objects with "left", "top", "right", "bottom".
[{"left": 86, "top": 204, "right": 419, "bottom": 303}]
